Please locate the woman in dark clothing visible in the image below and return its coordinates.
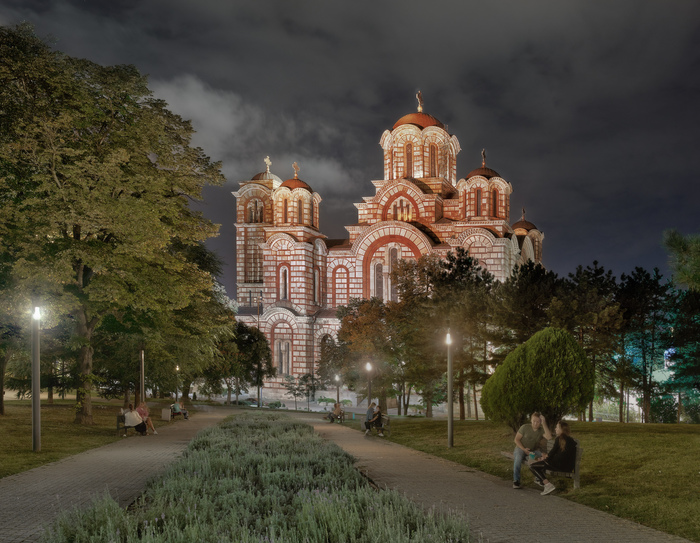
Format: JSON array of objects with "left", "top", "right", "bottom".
[{"left": 529, "top": 420, "right": 577, "bottom": 495}]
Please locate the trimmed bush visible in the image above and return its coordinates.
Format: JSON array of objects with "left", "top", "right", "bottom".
[
  {"left": 481, "top": 327, "right": 594, "bottom": 431},
  {"left": 42, "top": 413, "right": 470, "bottom": 542}
]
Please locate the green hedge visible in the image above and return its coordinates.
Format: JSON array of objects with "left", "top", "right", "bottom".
[
  {"left": 43, "top": 413, "right": 470, "bottom": 542},
  {"left": 481, "top": 327, "right": 594, "bottom": 431}
]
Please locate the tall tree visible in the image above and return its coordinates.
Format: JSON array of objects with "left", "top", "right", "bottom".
[
  {"left": 617, "top": 268, "right": 671, "bottom": 422},
  {"left": 492, "top": 261, "right": 560, "bottom": 351},
  {"left": 549, "top": 261, "right": 622, "bottom": 421},
  {"left": 0, "top": 25, "right": 224, "bottom": 423},
  {"left": 664, "top": 229, "right": 700, "bottom": 291}
]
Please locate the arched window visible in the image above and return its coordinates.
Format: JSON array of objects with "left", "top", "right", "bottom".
[
  {"left": 476, "top": 189, "right": 482, "bottom": 216},
  {"left": 276, "top": 340, "right": 291, "bottom": 375},
  {"left": 297, "top": 199, "right": 303, "bottom": 225},
  {"left": 405, "top": 143, "right": 413, "bottom": 178},
  {"left": 283, "top": 199, "right": 288, "bottom": 223},
  {"left": 492, "top": 189, "right": 499, "bottom": 218},
  {"left": 374, "top": 262, "right": 383, "bottom": 299},
  {"left": 333, "top": 267, "right": 348, "bottom": 307},
  {"left": 314, "top": 268, "right": 320, "bottom": 304},
  {"left": 281, "top": 268, "right": 288, "bottom": 300},
  {"left": 429, "top": 144, "right": 437, "bottom": 177},
  {"left": 311, "top": 199, "right": 315, "bottom": 227},
  {"left": 389, "top": 248, "right": 398, "bottom": 302}
]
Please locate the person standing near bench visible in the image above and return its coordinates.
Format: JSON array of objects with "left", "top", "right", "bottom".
[
  {"left": 124, "top": 404, "right": 148, "bottom": 436},
  {"left": 513, "top": 412, "right": 552, "bottom": 489},
  {"left": 529, "top": 420, "right": 577, "bottom": 496}
]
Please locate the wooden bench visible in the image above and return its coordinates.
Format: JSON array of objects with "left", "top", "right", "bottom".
[
  {"left": 116, "top": 413, "right": 137, "bottom": 437},
  {"left": 500, "top": 438, "right": 583, "bottom": 489},
  {"left": 546, "top": 439, "right": 583, "bottom": 490},
  {"left": 361, "top": 413, "right": 391, "bottom": 437}
]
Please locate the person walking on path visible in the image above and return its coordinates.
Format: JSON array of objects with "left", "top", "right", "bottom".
[
  {"left": 513, "top": 412, "right": 551, "bottom": 488},
  {"left": 529, "top": 420, "right": 577, "bottom": 496}
]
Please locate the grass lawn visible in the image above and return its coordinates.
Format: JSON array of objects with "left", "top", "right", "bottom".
[
  {"left": 0, "top": 399, "right": 173, "bottom": 478},
  {"left": 367, "top": 416, "right": 700, "bottom": 542}
]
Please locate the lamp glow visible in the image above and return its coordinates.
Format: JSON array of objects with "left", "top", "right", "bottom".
[
  {"left": 446, "top": 332, "right": 452, "bottom": 345},
  {"left": 33, "top": 307, "right": 41, "bottom": 320},
  {"left": 365, "top": 362, "right": 372, "bottom": 372}
]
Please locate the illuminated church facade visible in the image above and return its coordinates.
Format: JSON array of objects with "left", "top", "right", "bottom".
[{"left": 234, "top": 96, "right": 543, "bottom": 396}]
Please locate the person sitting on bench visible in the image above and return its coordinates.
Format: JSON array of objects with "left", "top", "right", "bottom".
[
  {"left": 329, "top": 402, "right": 343, "bottom": 423},
  {"left": 124, "top": 403, "right": 148, "bottom": 436},
  {"left": 529, "top": 420, "right": 577, "bottom": 496},
  {"left": 172, "top": 401, "right": 188, "bottom": 419}
]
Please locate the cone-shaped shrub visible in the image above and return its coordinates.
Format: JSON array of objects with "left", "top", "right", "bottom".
[{"left": 481, "top": 327, "right": 594, "bottom": 431}]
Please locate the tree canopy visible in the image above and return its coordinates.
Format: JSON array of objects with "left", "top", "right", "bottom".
[{"left": 0, "top": 24, "right": 225, "bottom": 423}]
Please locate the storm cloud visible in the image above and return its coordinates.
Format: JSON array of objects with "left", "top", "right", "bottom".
[{"left": 5, "top": 0, "right": 700, "bottom": 295}]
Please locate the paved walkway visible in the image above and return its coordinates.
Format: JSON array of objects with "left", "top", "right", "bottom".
[
  {"left": 0, "top": 405, "right": 233, "bottom": 543},
  {"left": 288, "top": 412, "right": 691, "bottom": 543},
  {"left": 0, "top": 407, "right": 691, "bottom": 543}
]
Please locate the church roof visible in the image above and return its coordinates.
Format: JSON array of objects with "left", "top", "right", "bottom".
[
  {"left": 512, "top": 219, "right": 538, "bottom": 232},
  {"left": 393, "top": 112, "right": 445, "bottom": 130},
  {"left": 280, "top": 178, "right": 313, "bottom": 192},
  {"left": 466, "top": 166, "right": 501, "bottom": 179},
  {"left": 252, "top": 170, "right": 282, "bottom": 183}
]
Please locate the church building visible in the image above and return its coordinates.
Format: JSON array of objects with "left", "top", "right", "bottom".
[{"left": 234, "top": 95, "right": 543, "bottom": 397}]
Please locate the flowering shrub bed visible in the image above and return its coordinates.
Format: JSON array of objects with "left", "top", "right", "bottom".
[{"left": 43, "top": 412, "right": 470, "bottom": 542}]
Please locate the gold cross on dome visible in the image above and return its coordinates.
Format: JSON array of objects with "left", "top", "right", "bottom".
[
  {"left": 416, "top": 90, "right": 424, "bottom": 113},
  {"left": 292, "top": 161, "right": 300, "bottom": 178},
  {"left": 264, "top": 156, "right": 271, "bottom": 172}
]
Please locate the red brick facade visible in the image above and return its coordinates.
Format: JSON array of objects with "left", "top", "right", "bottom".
[{"left": 234, "top": 104, "right": 544, "bottom": 397}]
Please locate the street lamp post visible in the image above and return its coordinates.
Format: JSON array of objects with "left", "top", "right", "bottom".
[
  {"left": 334, "top": 374, "right": 340, "bottom": 403},
  {"left": 446, "top": 329, "right": 453, "bottom": 448},
  {"left": 365, "top": 362, "right": 372, "bottom": 406},
  {"left": 175, "top": 365, "right": 180, "bottom": 403},
  {"left": 254, "top": 292, "right": 262, "bottom": 408},
  {"left": 31, "top": 306, "right": 41, "bottom": 452}
]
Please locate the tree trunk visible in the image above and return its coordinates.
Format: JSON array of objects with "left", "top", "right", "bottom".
[
  {"left": 425, "top": 387, "right": 433, "bottom": 418},
  {"left": 73, "top": 299, "right": 99, "bottom": 425},
  {"left": 403, "top": 385, "right": 412, "bottom": 415},
  {"left": 0, "top": 351, "right": 8, "bottom": 416},
  {"left": 181, "top": 381, "right": 191, "bottom": 403},
  {"left": 74, "top": 342, "right": 95, "bottom": 425},
  {"left": 134, "top": 389, "right": 141, "bottom": 408},
  {"left": 123, "top": 387, "right": 130, "bottom": 409},
  {"left": 459, "top": 381, "right": 465, "bottom": 420},
  {"left": 472, "top": 383, "right": 479, "bottom": 421},
  {"left": 678, "top": 391, "right": 682, "bottom": 424},
  {"left": 619, "top": 381, "right": 625, "bottom": 423},
  {"left": 466, "top": 383, "right": 472, "bottom": 419}
]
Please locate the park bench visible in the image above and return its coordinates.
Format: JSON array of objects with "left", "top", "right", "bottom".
[
  {"left": 500, "top": 438, "right": 582, "bottom": 489},
  {"left": 116, "top": 413, "right": 138, "bottom": 437},
  {"left": 361, "top": 413, "right": 391, "bottom": 437}
]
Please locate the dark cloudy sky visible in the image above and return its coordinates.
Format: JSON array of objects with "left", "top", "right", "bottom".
[{"left": 5, "top": 1, "right": 700, "bottom": 298}]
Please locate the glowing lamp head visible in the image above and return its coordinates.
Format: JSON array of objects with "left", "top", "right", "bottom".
[
  {"left": 334, "top": 374, "right": 340, "bottom": 382},
  {"left": 33, "top": 307, "right": 41, "bottom": 320},
  {"left": 176, "top": 365, "right": 180, "bottom": 372},
  {"left": 365, "top": 362, "right": 372, "bottom": 372},
  {"left": 446, "top": 330, "right": 452, "bottom": 345}
]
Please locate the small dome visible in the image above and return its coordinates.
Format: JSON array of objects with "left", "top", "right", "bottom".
[
  {"left": 280, "top": 178, "right": 313, "bottom": 192},
  {"left": 466, "top": 166, "right": 501, "bottom": 179},
  {"left": 393, "top": 112, "right": 445, "bottom": 130},
  {"left": 512, "top": 219, "right": 538, "bottom": 232},
  {"left": 252, "top": 170, "right": 282, "bottom": 183}
]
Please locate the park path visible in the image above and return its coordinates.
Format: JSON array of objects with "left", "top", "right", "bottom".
[
  {"left": 0, "top": 405, "right": 232, "bottom": 543},
  {"left": 288, "top": 411, "right": 692, "bottom": 543},
  {"left": 0, "top": 406, "right": 692, "bottom": 543}
]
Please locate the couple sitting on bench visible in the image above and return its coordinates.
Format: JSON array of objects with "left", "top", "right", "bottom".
[
  {"left": 513, "top": 412, "right": 577, "bottom": 495},
  {"left": 364, "top": 402, "right": 384, "bottom": 437},
  {"left": 171, "top": 400, "right": 188, "bottom": 420}
]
